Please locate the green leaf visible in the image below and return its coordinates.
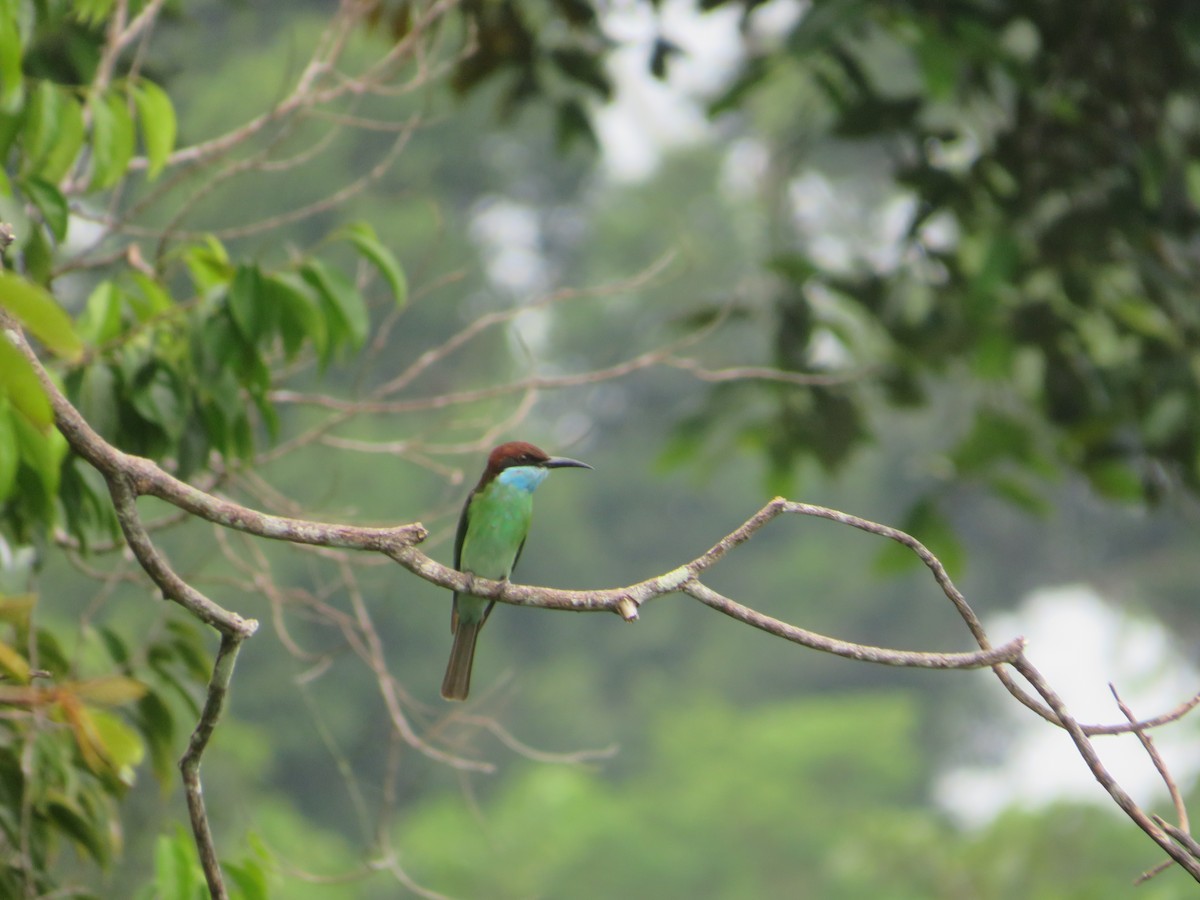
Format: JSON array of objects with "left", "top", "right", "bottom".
[
  {"left": 75, "top": 675, "right": 148, "bottom": 705},
  {"left": 19, "top": 176, "right": 68, "bottom": 240},
  {"left": 196, "top": 367, "right": 240, "bottom": 456},
  {"left": 0, "top": 271, "right": 84, "bottom": 360},
  {"left": 787, "top": 0, "right": 867, "bottom": 54},
  {"left": 145, "top": 648, "right": 202, "bottom": 719},
  {"left": 338, "top": 222, "right": 408, "bottom": 308},
  {"left": 41, "top": 93, "right": 84, "bottom": 185},
  {"left": 226, "top": 856, "right": 270, "bottom": 900},
  {"left": 13, "top": 409, "right": 67, "bottom": 519},
  {"left": 549, "top": 47, "right": 612, "bottom": 99},
  {"left": 1111, "top": 298, "right": 1175, "bottom": 343},
  {"left": 166, "top": 619, "right": 214, "bottom": 684},
  {"left": 89, "top": 708, "right": 145, "bottom": 785},
  {"left": 22, "top": 224, "right": 54, "bottom": 286},
  {"left": 129, "top": 272, "right": 173, "bottom": 319},
  {"left": 98, "top": 627, "right": 131, "bottom": 666},
  {"left": 251, "top": 387, "right": 279, "bottom": 441},
  {"left": 132, "top": 80, "right": 176, "bottom": 180},
  {"left": 264, "top": 272, "right": 324, "bottom": 361},
  {"left": 913, "top": 27, "right": 960, "bottom": 101},
  {"left": 77, "top": 280, "right": 123, "bottom": 344},
  {"left": 0, "top": 332, "right": 52, "bottom": 426},
  {"left": 1085, "top": 459, "right": 1143, "bottom": 503},
  {"left": 135, "top": 690, "right": 176, "bottom": 787},
  {"left": 0, "top": 103, "right": 23, "bottom": 163},
  {"left": 0, "top": 7, "right": 21, "bottom": 112},
  {"left": 1143, "top": 391, "right": 1188, "bottom": 447},
  {"left": 951, "top": 409, "right": 1033, "bottom": 474},
  {"left": 46, "top": 795, "right": 109, "bottom": 866},
  {"left": 78, "top": 362, "right": 119, "bottom": 440},
  {"left": 301, "top": 259, "right": 368, "bottom": 353},
  {"left": 967, "top": 233, "right": 1019, "bottom": 310},
  {"left": 71, "top": 0, "right": 117, "bottom": 26},
  {"left": 155, "top": 829, "right": 201, "bottom": 900},
  {"left": 36, "top": 627, "right": 71, "bottom": 677},
  {"left": 88, "top": 88, "right": 136, "bottom": 191},
  {"left": 184, "top": 235, "right": 233, "bottom": 295},
  {"left": 228, "top": 264, "right": 267, "bottom": 342},
  {"left": 708, "top": 56, "right": 770, "bottom": 118},
  {"left": 130, "top": 365, "right": 186, "bottom": 441},
  {"left": 0, "top": 401, "right": 18, "bottom": 499},
  {"left": 231, "top": 412, "right": 254, "bottom": 460},
  {"left": 0, "top": 639, "right": 29, "bottom": 682},
  {"left": 970, "top": 331, "right": 1016, "bottom": 380},
  {"left": 60, "top": 454, "right": 120, "bottom": 549},
  {"left": 20, "top": 81, "right": 62, "bottom": 175},
  {"left": 0, "top": 592, "right": 35, "bottom": 629},
  {"left": 555, "top": 98, "right": 597, "bottom": 151}
]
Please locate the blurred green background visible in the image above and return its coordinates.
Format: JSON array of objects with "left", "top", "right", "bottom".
[{"left": 7, "top": 0, "right": 1200, "bottom": 896}]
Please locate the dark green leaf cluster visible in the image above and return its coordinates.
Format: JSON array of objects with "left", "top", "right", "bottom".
[
  {"left": 0, "top": 224, "right": 404, "bottom": 548},
  {"left": 716, "top": 2, "right": 1200, "bottom": 506},
  {"left": 366, "top": 0, "right": 615, "bottom": 149}
]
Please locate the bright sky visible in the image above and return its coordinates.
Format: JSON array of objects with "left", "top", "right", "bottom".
[{"left": 594, "top": 0, "right": 751, "bottom": 181}]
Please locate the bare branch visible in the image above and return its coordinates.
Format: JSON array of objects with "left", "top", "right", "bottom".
[
  {"left": 1011, "top": 655, "right": 1200, "bottom": 880},
  {"left": 107, "top": 476, "right": 256, "bottom": 636},
  {"left": 1111, "top": 684, "right": 1193, "bottom": 884},
  {"left": 664, "top": 355, "right": 874, "bottom": 387},
  {"left": 447, "top": 713, "right": 619, "bottom": 765},
  {"left": 261, "top": 252, "right": 677, "bottom": 461},
  {"left": 1154, "top": 817, "right": 1200, "bottom": 864},
  {"left": 180, "top": 632, "right": 245, "bottom": 900},
  {"left": 1111, "top": 684, "right": 1188, "bottom": 831},
  {"left": 686, "top": 581, "right": 1024, "bottom": 668}
]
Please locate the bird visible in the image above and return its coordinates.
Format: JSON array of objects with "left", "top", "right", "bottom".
[{"left": 441, "top": 441, "right": 592, "bottom": 701}]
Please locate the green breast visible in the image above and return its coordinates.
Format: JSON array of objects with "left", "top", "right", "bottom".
[{"left": 460, "top": 482, "right": 534, "bottom": 580}]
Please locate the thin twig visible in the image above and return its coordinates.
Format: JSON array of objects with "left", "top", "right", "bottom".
[
  {"left": 180, "top": 632, "right": 245, "bottom": 900},
  {"left": 1112, "top": 683, "right": 1192, "bottom": 884},
  {"left": 1012, "top": 655, "right": 1200, "bottom": 880},
  {"left": 1111, "top": 684, "right": 1188, "bottom": 830}
]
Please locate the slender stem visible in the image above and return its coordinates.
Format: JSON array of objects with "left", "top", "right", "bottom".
[
  {"left": 686, "top": 581, "right": 1023, "bottom": 669},
  {"left": 180, "top": 632, "right": 245, "bottom": 900}
]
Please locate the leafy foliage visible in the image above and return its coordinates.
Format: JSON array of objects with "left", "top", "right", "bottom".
[
  {"left": 0, "top": 592, "right": 208, "bottom": 896},
  {"left": 428, "top": 0, "right": 1200, "bottom": 510},
  {"left": 0, "top": 4, "right": 412, "bottom": 891}
]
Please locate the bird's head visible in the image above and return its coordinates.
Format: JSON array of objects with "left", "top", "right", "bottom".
[{"left": 480, "top": 441, "right": 592, "bottom": 491}]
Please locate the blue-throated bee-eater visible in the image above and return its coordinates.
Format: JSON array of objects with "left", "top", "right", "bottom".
[{"left": 441, "top": 441, "right": 592, "bottom": 700}]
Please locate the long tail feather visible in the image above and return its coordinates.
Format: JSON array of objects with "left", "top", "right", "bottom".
[{"left": 440, "top": 618, "right": 482, "bottom": 700}]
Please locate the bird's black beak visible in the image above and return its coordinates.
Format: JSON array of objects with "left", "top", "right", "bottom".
[{"left": 543, "top": 456, "right": 592, "bottom": 470}]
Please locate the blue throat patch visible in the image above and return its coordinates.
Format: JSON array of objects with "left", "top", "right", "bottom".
[{"left": 497, "top": 465, "right": 549, "bottom": 493}]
